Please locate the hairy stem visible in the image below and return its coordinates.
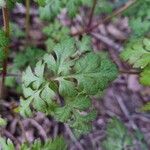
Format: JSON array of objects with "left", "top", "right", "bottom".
[
  {"left": 88, "top": 0, "right": 97, "bottom": 27},
  {"left": 1, "top": 6, "right": 10, "bottom": 98},
  {"left": 25, "top": 0, "right": 30, "bottom": 42}
]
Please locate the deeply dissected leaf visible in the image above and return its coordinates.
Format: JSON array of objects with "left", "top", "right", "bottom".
[
  {"left": 121, "top": 38, "right": 150, "bottom": 69},
  {"left": 21, "top": 38, "right": 118, "bottom": 136},
  {"left": 124, "top": 0, "right": 150, "bottom": 38},
  {"left": 54, "top": 95, "right": 94, "bottom": 136},
  {"left": 43, "top": 20, "right": 70, "bottom": 52},
  {"left": 71, "top": 110, "right": 97, "bottom": 137},
  {"left": 121, "top": 38, "right": 150, "bottom": 86}
]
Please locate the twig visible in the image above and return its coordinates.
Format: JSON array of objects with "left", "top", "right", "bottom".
[
  {"left": 53, "top": 122, "right": 59, "bottom": 138},
  {"left": 119, "top": 70, "right": 139, "bottom": 75},
  {"left": 131, "top": 114, "right": 150, "bottom": 123},
  {"left": 3, "top": 129, "right": 20, "bottom": 145},
  {"left": 65, "top": 124, "right": 84, "bottom": 150},
  {"left": 114, "top": 95, "right": 138, "bottom": 130},
  {"left": 72, "top": 0, "right": 137, "bottom": 36},
  {"left": 10, "top": 118, "right": 18, "bottom": 134},
  {"left": 26, "top": 118, "right": 47, "bottom": 140},
  {"left": 88, "top": 0, "right": 97, "bottom": 27},
  {"left": 91, "top": 32, "right": 123, "bottom": 51},
  {"left": 18, "top": 120, "right": 28, "bottom": 143},
  {"left": 0, "top": 73, "right": 22, "bottom": 77}
]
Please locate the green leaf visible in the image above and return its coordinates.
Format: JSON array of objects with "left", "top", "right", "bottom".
[
  {"left": 34, "top": 0, "right": 46, "bottom": 6},
  {"left": 43, "top": 20, "right": 70, "bottom": 52},
  {"left": 0, "top": 136, "right": 66, "bottom": 150},
  {"left": 124, "top": 0, "right": 150, "bottom": 37},
  {"left": 121, "top": 38, "right": 150, "bottom": 69},
  {"left": 39, "top": 0, "right": 62, "bottom": 21},
  {"left": 129, "top": 17, "right": 150, "bottom": 38},
  {"left": 10, "top": 23, "right": 25, "bottom": 38},
  {"left": 39, "top": 0, "right": 113, "bottom": 21},
  {"left": 54, "top": 95, "right": 92, "bottom": 120},
  {"left": 0, "top": 29, "right": 9, "bottom": 55},
  {"left": 21, "top": 38, "right": 118, "bottom": 136},
  {"left": 53, "top": 95, "right": 94, "bottom": 136},
  {"left": 54, "top": 106, "right": 71, "bottom": 122},
  {"left": 19, "top": 97, "right": 33, "bottom": 117},
  {"left": 140, "top": 66, "right": 150, "bottom": 86},
  {"left": 71, "top": 110, "right": 97, "bottom": 137},
  {"left": 14, "top": 47, "right": 44, "bottom": 70},
  {"left": 134, "top": 129, "right": 149, "bottom": 150},
  {"left": 141, "top": 102, "right": 150, "bottom": 112},
  {"left": 121, "top": 38, "right": 150, "bottom": 86},
  {"left": 27, "top": 136, "right": 67, "bottom": 150},
  {"left": 0, "top": 138, "right": 15, "bottom": 150},
  {"left": 0, "top": 117, "right": 7, "bottom": 127},
  {"left": 71, "top": 95, "right": 91, "bottom": 110},
  {"left": 59, "top": 79, "right": 77, "bottom": 97},
  {"left": 6, "top": 0, "right": 23, "bottom": 9},
  {"left": 76, "top": 36, "right": 92, "bottom": 54},
  {"left": 46, "top": 41, "right": 118, "bottom": 96},
  {"left": 5, "top": 76, "right": 16, "bottom": 88},
  {"left": 102, "top": 118, "right": 133, "bottom": 150}
]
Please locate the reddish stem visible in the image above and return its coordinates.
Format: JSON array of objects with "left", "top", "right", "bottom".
[
  {"left": 72, "top": 0, "right": 136, "bottom": 36},
  {"left": 1, "top": 6, "right": 10, "bottom": 96},
  {"left": 88, "top": 0, "right": 97, "bottom": 27}
]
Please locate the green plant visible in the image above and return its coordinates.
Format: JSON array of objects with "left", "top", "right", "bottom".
[
  {"left": 102, "top": 118, "right": 148, "bottom": 150},
  {"left": 0, "top": 136, "right": 66, "bottom": 150},
  {"left": 0, "top": 117, "right": 7, "bottom": 127},
  {"left": 14, "top": 47, "right": 45, "bottom": 70},
  {"left": 10, "top": 23, "right": 25, "bottom": 38},
  {"left": 121, "top": 38, "right": 150, "bottom": 86},
  {"left": 0, "top": 0, "right": 150, "bottom": 149},
  {"left": 4, "top": 47, "right": 45, "bottom": 92},
  {"left": 43, "top": 20, "right": 70, "bottom": 52},
  {"left": 20, "top": 37, "right": 118, "bottom": 136},
  {"left": 124, "top": 0, "right": 150, "bottom": 38},
  {"left": 102, "top": 118, "right": 132, "bottom": 150},
  {"left": 120, "top": 37, "right": 150, "bottom": 112},
  {"left": 0, "top": 0, "right": 22, "bottom": 9},
  {"left": 39, "top": 0, "right": 113, "bottom": 21}
]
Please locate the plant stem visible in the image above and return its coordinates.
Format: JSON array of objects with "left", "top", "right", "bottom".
[
  {"left": 72, "top": 0, "right": 137, "bottom": 36},
  {"left": 1, "top": 5, "right": 10, "bottom": 98},
  {"left": 88, "top": 0, "right": 97, "bottom": 27},
  {"left": 119, "top": 70, "right": 139, "bottom": 75},
  {"left": 25, "top": 0, "right": 30, "bottom": 42}
]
